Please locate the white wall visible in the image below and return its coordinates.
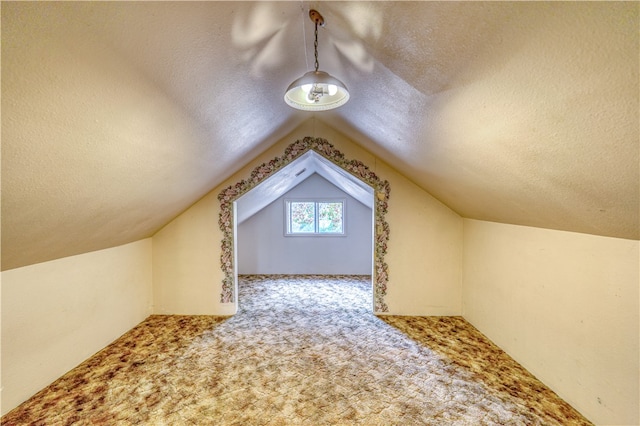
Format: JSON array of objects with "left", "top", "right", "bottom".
[
  {"left": 0, "top": 239, "right": 153, "bottom": 415},
  {"left": 238, "top": 174, "right": 372, "bottom": 275},
  {"left": 462, "top": 219, "right": 639, "bottom": 425},
  {"left": 152, "top": 120, "right": 464, "bottom": 315}
]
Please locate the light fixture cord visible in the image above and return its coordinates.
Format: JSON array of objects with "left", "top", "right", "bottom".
[
  {"left": 314, "top": 20, "right": 319, "bottom": 72},
  {"left": 301, "top": 2, "right": 309, "bottom": 70}
]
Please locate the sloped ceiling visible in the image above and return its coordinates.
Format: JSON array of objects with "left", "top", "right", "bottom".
[
  {"left": 1, "top": 2, "right": 638, "bottom": 271},
  {"left": 236, "top": 150, "right": 373, "bottom": 225}
]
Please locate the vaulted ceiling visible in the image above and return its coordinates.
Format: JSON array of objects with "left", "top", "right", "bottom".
[
  {"left": 236, "top": 150, "right": 373, "bottom": 225},
  {"left": 2, "top": 1, "right": 638, "bottom": 270}
]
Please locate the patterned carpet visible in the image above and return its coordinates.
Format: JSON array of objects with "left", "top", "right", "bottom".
[{"left": 2, "top": 275, "right": 592, "bottom": 425}]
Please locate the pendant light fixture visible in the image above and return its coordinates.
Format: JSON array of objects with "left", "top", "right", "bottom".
[{"left": 284, "top": 9, "right": 349, "bottom": 111}]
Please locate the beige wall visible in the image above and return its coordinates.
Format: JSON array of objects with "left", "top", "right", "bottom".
[
  {"left": 462, "top": 219, "right": 639, "bottom": 425},
  {"left": 151, "top": 190, "right": 230, "bottom": 315},
  {"left": 1, "top": 239, "right": 153, "bottom": 415},
  {"left": 152, "top": 121, "right": 464, "bottom": 315},
  {"left": 382, "top": 162, "right": 463, "bottom": 315}
]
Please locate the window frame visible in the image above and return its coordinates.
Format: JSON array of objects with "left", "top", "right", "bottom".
[{"left": 284, "top": 198, "right": 346, "bottom": 236}]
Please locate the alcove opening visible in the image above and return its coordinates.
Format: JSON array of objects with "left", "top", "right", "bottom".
[{"left": 217, "top": 137, "right": 390, "bottom": 314}]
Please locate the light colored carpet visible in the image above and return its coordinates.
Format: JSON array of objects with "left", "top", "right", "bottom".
[{"left": 2, "top": 275, "right": 592, "bottom": 425}]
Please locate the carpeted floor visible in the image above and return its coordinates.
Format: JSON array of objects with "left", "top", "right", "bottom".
[{"left": 2, "top": 275, "right": 592, "bottom": 425}]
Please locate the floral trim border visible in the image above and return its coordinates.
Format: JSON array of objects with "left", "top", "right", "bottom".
[{"left": 218, "top": 137, "right": 390, "bottom": 312}]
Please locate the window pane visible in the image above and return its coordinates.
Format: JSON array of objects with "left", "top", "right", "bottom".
[
  {"left": 290, "top": 202, "right": 315, "bottom": 233},
  {"left": 318, "top": 202, "right": 343, "bottom": 233}
]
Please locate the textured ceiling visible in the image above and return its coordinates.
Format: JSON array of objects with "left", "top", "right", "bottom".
[{"left": 1, "top": 1, "right": 638, "bottom": 271}]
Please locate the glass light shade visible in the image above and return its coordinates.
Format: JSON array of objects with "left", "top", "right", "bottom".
[{"left": 284, "top": 71, "right": 350, "bottom": 111}]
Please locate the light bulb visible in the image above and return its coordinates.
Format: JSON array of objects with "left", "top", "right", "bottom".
[{"left": 328, "top": 84, "right": 337, "bottom": 96}]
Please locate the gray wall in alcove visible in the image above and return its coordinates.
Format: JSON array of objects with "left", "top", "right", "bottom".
[{"left": 237, "top": 174, "right": 373, "bottom": 275}]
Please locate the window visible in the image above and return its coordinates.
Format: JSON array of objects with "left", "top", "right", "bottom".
[{"left": 285, "top": 200, "right": 345, "bottom": 235}]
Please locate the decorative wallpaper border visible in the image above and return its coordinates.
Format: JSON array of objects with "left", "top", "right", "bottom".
[{"left": 218, "top": 137, "right": 390, "bottom": 312}]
